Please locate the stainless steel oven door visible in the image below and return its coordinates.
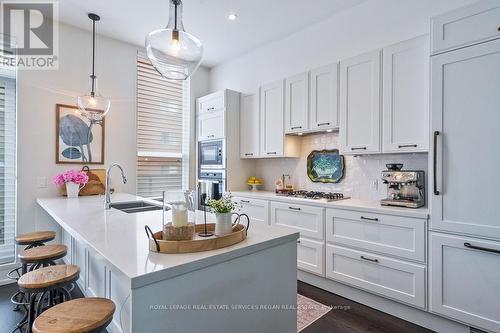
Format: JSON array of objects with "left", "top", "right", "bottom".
[{"left": 197, "top": 170, "right": 225, "bottom": 210}]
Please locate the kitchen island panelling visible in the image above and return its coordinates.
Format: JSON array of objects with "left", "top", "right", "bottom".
[{"left": 37, "top": 193, "right": 299, "bottom": 333}]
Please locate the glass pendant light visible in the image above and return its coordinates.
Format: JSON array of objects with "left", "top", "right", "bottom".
[
  {"left": 145, "top": 0, "right": 203, "bottom": 80},
  {"left": 77, "top": 13, "right": 110, "bottom": 121}
]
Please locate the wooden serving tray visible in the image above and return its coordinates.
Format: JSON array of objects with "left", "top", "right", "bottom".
[{"left": 145, "top": 223, "right": 248, "bottom": 254}]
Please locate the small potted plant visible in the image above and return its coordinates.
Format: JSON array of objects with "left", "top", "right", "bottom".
[
  {"left": 53, "top": 170, "right": 89, "bottom": 198},
  {"left": 207, "top": 197, "right": 236, "bottom": 236}
]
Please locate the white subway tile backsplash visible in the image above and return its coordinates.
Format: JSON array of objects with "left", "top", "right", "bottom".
[{"left": 255, "top": 132, "right": 428, "bottom": 201}]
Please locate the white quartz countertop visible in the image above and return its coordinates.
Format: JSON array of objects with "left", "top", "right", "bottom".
[
  {"left": 36, "top": 193, "right": 298, "bottom": 288},
  {"left": 231, "top": 191, "right": 429, "bottom": 219}
]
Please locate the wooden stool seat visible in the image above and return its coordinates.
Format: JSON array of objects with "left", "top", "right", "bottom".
[
  {"left": 32, "top": 297, "right": 115, "bottom": 333},
  {"left": 19, "top": 245, "right": 67, "bottom": 263},
  {"left": 18, "top": 265, "right": 80, "bottom": 291},
  {"left": 16, "top": 231, "right": 56, "bottom": 245}
]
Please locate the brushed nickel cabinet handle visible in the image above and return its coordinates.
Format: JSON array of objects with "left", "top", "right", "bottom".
[
  {"left": 241, "top": 200, "right": 250, "bottom": 203},
  {"left": 398, "top": 144, "right": 417, "bottom": 148},
  {"left": 291, "top": 126, "right": 302, "bottom": 130},
  {"left": 317, "top": 122, "right": 330, "bottom": 126},
  {"left": 360, "top": 255, "right": 379, "bottom": 263},
  {"left": 288, "top": 206, "right": 301, "bottom": 211},
  {"left": 351, "top": 147, "right": 367, "bottom": 151},
  {"left": 244, "top": 153, "right": 253, "bottom": 156},
  {"left": 433, "top": 131, "right": 440, "bottom": 195},
  {"left": 267, "top": 152, "right": 277, "bottom": 155},
  {"left": 360, "top": 216, "right": 379, "bottom": 222},
  {"left": 464, "top": 242, "right": 500, "bottom": 254}
]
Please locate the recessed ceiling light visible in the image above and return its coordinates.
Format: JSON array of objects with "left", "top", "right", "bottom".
[
  {"left": 228, "top": 13, "right": 238, "bottom": 21},
  {"left": 298, "top": 132, "right": 303, "bottom": 136}
]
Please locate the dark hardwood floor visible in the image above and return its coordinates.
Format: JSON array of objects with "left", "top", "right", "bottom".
[{"left": 298, "top": 281, "right": 434, "bottom": 333}]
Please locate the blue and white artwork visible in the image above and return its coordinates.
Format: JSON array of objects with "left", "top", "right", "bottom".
[
  {"left": 307, "top": 149, "right": 344, "bottom": 183},
  {"left": 56, "top": 104, "right": 105, "bottom": 164}
]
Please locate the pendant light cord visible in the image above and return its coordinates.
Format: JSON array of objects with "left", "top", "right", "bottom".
[{"left": 91, "top": 17, "right": 96, "bottom": 97}]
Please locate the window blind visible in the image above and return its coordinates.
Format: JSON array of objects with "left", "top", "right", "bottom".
[
  {"left": 136, "top": 54, "right": 190, "bottom": 198},
  {"left": 0, "top": 43, "right": 16, "bottom": 265}
]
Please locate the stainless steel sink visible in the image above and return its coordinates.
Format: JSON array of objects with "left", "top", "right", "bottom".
[{"left": 109, "top": 201, "right": 167, "bottom": 214}]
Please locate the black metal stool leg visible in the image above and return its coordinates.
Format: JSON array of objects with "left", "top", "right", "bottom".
[{"left": 26, "top": 292, "right": 38, "bottom": 333}]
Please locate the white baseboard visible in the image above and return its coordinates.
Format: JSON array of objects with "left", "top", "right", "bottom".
[{"left": 298, "top": 270, "right": 469, "bottom": 333}]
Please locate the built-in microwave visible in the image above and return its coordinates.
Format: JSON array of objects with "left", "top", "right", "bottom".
[{"left": 198, "top": 139, "right": 224, "bottom": 169}]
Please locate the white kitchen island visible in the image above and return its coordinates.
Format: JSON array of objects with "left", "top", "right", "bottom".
[{"left": 36, "top": 193, "right": 299, "bottom": 333}]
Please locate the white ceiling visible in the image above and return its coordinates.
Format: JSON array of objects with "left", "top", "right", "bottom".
[{"left": 58, "top": 0, "right": 368, "bottom": 67}]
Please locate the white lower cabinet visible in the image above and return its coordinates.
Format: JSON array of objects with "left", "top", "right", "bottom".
[
  {"left": 297, "top": 237, "right": 324, "bottom": 276},
  {"left": 270, "top": 202, "right": 324, "bottom": 240},
  {"left": 108, "top": 266, "right": 131, "bottom": 333},
  {"left": 72, "top": 237, "right": 86, "bottom": 290},
  {"left": 86, "top": 248, "right": 107, "bottom": 298},
  {"left": 233, "top": 197, "right": 269, "bottom": 225},
  {"left": 326, "top": 244, "right": 426, "bottom": 308},
  {"left": 61, "top": 229, "right": 72, "bottom": 264},
  {"left": 326, "top": 209, "right": 426, "bottom": 262},
  {"left": 430, "top": 233, "right": 500, "bottom": 332}
]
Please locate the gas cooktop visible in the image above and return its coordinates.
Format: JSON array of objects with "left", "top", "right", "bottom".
[{"left": 278, "top": 190, "right": 349, "bottom": 202}]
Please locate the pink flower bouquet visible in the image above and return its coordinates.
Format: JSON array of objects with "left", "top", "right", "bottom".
[{"left": 53, "top": 170, "right": 89, "bottom": 187}]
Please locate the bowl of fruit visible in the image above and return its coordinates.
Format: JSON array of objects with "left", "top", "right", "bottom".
[{"left": 247, "top": 176, "right": 263, "bottom": 191}]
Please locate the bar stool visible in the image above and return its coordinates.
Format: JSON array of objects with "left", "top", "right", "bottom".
[
  {"left": 32, "top": 297, "right": 115, "bottom": 333},
  {"left": 11, "top": 245, "right": 68, "bottom": 333},
  {"left": 8, "top": 231, "right": 56, "bottom": 302},
  {"left": 18, "top": 265, "right": 80, "bottom": 333}
]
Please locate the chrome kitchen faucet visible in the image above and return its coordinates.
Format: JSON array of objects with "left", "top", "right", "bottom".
[{"left": 105, "top": 163, "right": 127, "bottom": 209}]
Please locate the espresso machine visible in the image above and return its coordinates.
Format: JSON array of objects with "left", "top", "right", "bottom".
[{"left": 381, "top": 164, "right": 425, "bottom": 208}]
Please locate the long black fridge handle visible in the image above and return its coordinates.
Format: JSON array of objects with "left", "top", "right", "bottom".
[{"left": 433, "top": 131, "right": 440, "bottom": 195}]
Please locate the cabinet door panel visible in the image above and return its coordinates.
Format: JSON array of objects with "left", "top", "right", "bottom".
[
  {"left": 260, "top": 80, "right": 285, "bottom": 156},
  {"left": 297, "top": 238, "right": 324, "bottom": 276},
  {"left": 310, "top": 63, "right": 339, "bottom": 130},
  {"left": 431, "top": 1, "right": 500, "bottom": 54},
  {"left": 108, "top": 267, "right": 131, "bottom": 333},
  {"left": 326, "top": 245, "right": 426, "bottom": 308},
  {"left": 86, "top": 248, "right": 107, "bottom": 298},
  {"left": 198, "top": 110, "right": 224, "bottom": 141},
  {"left": 270, "top": 202, "right": 324, "bottom": 240},
  {"left": 240, "top": 94, "right": 260, "bottom": 158},
  {"left": 431, "top": 39, "right": 500, "bottom": 240},
  {"left": 285, "top": 72, "right": 309, "bottom": 133},
  {"left": 72, "top": 238, "right": 86, "bottom": 290},
  {"left": 340, "top": 50, "right": 381, "bottom": 154},
  {"left": 383, "top": 36, "right": 429, "bottom": 153},
  {"left": 430, "top": 233, "right": 500, "bottom": 332},
  {"left": 233, "top": 197, "right": 269, "bottom": 225}
]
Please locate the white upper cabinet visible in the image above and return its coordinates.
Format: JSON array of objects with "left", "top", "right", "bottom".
[
  {"left": 382, "top": 36, "right": 429, "bottom": 153},
  {"left": 430, "top": 39, "right": 500, "bottom": 240},
  {"left": 340, "top": 50, "right": 381, "bottom": 154},
  {"left": 240, "top": 93, "right": 260, "bottom": 158},
  {"left": 310, "top": 63, "right": 339, "bottom": 130},
  {"left": 198, "top": 91, "right": 225, "bottom": 114},
  {"left": 285, "top": 72, "right": 309, "bottom": 134},
  {"left": 431, "top": 1, "right": 500, "bottom": 55},
  {"left": 197, "top": 110, "right": 224, "bottom": 141},
  {"left": 260, "top": 80, "right": 285, "bottom": 157}
]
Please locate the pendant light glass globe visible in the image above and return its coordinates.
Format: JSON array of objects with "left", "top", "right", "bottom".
[
  {"left": 77, "top": 13, "right": 110, "bottom": 121},
  {"left": 77, "top": 76, "right": 111, "bottom": 121},
  {"left": 146, "top": 0, "right": 203, "bottom": 80}
]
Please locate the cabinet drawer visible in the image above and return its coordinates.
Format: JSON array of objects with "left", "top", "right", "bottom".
[
  {"left": 270, "top": 202, "right": 324, "bottom": 240},
  {"left": 430, "top": 233, "right": 500, "bottom": 332},
  {"left": 233, "top": 197, "right": 269, "bottom": 225},
  {"left": 431, "top": 2, "right": 500, "bottom": 54},
  {"left": 199, "top": 93, "right": 224, "bottom": 113},
  {"left": 297, "top": 238, "right": 324, "bottom": 276},
  {"left": 326, "top": 244, "right": 426, "bottom": 308},
  {"left": 326, "top": 209, "right": 426, "bottom": 262}
]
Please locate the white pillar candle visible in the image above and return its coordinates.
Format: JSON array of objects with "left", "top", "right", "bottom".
[{"left": 172, "top": 205, "right": 188, "bottom": 227}]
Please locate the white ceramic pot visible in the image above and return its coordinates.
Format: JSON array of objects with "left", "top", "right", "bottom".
[
  {"left": 215, "top": 213, "right": 239, "bottom": 236},
  {"left": 66, "top": 182, "right": 80, "bottom": 198}
]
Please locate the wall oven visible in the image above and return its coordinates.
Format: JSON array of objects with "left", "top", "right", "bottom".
[
  {"left": 198, "top": 139, "right": 224, "bottom": 169},
  {"left": 197, "top": 170, "right": 225, "bottom": 210}
]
